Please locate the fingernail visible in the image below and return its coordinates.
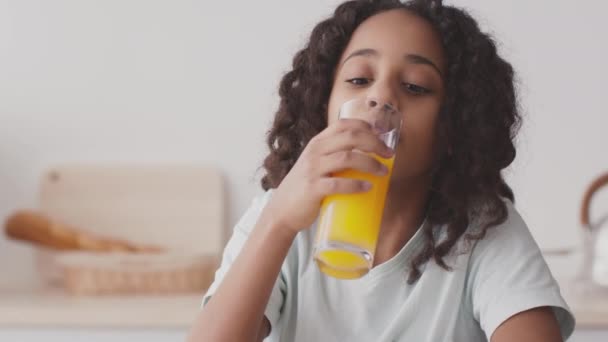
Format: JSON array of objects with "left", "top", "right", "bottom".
[
  {"left": 362, "top": 181, "right": 372, "bottom": 191},
  {"left": 377, "top": 165, "right": 388, "bottom": 176},
  {"left": 384, "top": 147, "right": 395, "bottom": 158}
]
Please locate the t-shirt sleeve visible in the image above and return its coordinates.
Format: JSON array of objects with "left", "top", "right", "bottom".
[
  {"left": 468, "top": 201, "right": 576, "bottom": 340},
  {"left": 202, "top": 190, "right": 287, "bottom": 331}
]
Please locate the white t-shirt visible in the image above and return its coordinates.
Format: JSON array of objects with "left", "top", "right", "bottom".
[{"left": 203, "top": 191, "right": 575, "bottom": 341}]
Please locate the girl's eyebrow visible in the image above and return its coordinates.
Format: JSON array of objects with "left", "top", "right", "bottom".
[
  {"left": 341, "top": 48, "right": 443, "bottom": 78},
  {"left": 405, "top": 54, "right": 443, "bottom": 78},
  {"left": 341, "top": 48, "right": 378, "bottom": 66}
]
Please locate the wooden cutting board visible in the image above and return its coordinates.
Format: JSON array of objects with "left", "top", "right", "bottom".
[{"left": 38, "top": 164, "right": 226, "bottom": 255}]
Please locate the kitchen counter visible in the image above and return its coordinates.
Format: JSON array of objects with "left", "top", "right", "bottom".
[
  {"left": 0, "top": 283, "right": 606, "bottom": 329},
  {"left": 559, "top": 280, "right": 608, "bottom": 328},
  {"left": 546, "top": 254, "right": 608, "bottom": 328},
  {"left": 0, "top": 269, "right": 606, "bottom": 329},
  {"left": 0, "top": 284, "right": 203, "bottom": 328}
]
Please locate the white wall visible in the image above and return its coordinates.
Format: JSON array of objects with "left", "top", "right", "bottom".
[
  {"left": 1, "top": 0, "right": 607, "bottom": 282},
  {"left": 0, "top": 0, "right": 342, "bottom": 284},
  {"left": 454, "top": 0, "right": 608, "bottom": 253}
]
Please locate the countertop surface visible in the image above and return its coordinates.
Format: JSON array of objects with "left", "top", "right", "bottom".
[
  {"left": 560, "top": 283, "right": 608, "bottom": 328},
  {"left": 0, "top": 255, "right": 606, "bottom": 328},
  {"left": 0, "top": 283, "right": 202, "bottom": 328},
  {"left": 0, "top": 282, "right": 606, "bottom": 329}
]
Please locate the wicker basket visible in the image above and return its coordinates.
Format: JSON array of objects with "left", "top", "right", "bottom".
[{"left": 36, "top": 248, "right": 218, "bottom": 295}]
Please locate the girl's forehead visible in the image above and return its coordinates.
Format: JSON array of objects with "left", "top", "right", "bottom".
[{"left": 340, "top": 9, "right": 445, "bottom": 70}]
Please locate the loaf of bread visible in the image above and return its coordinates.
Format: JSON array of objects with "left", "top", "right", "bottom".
[{"left": 4, "top": 210, "right": 163, "bottom": 253}]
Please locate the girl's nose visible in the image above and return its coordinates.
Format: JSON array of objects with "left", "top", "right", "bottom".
[{"left": 366, "top": 98, "right": 396, "bottom": 112}]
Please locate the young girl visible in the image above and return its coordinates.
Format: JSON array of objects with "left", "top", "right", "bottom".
[{"left": 189, "top": 0, "right": 575, "bottom": 341}]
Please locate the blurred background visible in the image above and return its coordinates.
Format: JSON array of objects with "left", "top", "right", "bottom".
[{"left": 0, "top": 0, "right": 607, "bottom": 341}]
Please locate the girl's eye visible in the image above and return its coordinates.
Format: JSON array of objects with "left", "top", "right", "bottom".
[
  {"left": 403, "top": 83, "right": 430, "bottom": 95},
  {"left": 346, "top": 78, "right": 370, "bottom": 86}
]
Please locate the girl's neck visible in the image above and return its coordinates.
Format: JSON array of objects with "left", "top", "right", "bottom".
[{"left": 373, "top": 174, "right": 432, "bottom": 267}]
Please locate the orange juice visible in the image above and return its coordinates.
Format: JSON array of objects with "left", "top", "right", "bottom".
[{"left": 314, "top": 155, "right": 394, "bottom": 279}]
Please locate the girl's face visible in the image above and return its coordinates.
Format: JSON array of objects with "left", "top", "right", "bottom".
[{"left": 328, "top": 9, "right": 446, "bottom": 185}]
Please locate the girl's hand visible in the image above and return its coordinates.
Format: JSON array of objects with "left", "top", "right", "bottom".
[{"left": 266, "top": 118, "right": 394, "bottom": 234}]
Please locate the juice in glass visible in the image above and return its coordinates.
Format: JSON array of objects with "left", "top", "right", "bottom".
[{"left": 313, "top": 98, "right": 401, "bottom": 279}]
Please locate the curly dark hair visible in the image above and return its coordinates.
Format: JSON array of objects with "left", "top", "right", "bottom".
[{"left": 261, "top": 0, "right": 521, "bottom": 283}]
